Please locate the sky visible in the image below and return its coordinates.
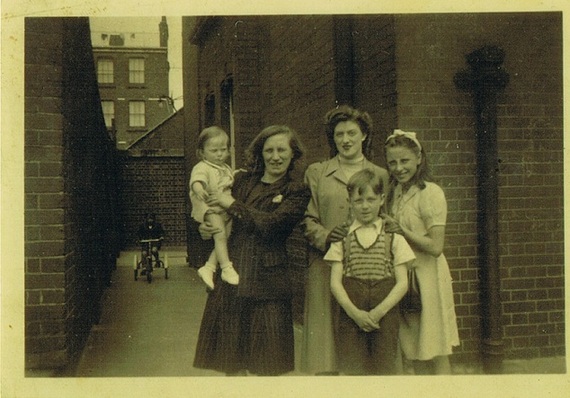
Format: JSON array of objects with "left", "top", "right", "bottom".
[{"left": 89, "top": 16, "right": 184, "bottom": 111}]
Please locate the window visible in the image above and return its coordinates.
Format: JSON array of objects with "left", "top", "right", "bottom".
[
  {"left": 129, "top": 101, "right": 145, "bottom": 127},
  {"left": 97, "top": 59, "right": 114, "bottom": 84},
  {"left": 101, "top": 101, "right": 115, "bottom": 128},
  {"left": 129, "top": 58, "right": 145, "bottom": 84}
]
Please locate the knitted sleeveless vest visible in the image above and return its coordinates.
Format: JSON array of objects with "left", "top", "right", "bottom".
[{"left": 342, "top": 229, "right": 394, "bottom": 280}]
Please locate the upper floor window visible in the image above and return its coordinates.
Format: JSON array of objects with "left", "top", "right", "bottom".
[
  {"left": 97, "top": 59, "right": 114, "bottom": 84},
  {"left": 101, "top": 101, "right": 115, "bottom": 128},
  {"left": 129, "top": 101, "right": 145, "bottom": 127},
  {"left": 129, "top": 58, "right": 145, "bottom": 84}
]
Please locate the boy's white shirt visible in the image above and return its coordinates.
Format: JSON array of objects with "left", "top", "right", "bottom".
[{"left": 323, "top": 218, "right": 416, "bottom": 268}]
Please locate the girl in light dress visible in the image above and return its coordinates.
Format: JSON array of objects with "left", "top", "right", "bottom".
[{"left": 383, "top": 129, "right": 460, "bottom": 374}]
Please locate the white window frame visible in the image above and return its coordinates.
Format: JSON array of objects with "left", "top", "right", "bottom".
[
  {"left": 129, "top": 101, "right": 145, "bottom": 127},
  {"left": 101, "top": 101, "right": 115, "bottom": 128},
  {"left": 97, "top": 59, "right": 114, "bottom": 84},
  {"left": 129, "top": 58, "right": 145, "bottom": 84}
]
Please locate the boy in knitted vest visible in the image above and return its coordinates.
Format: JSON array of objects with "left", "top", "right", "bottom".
[{"left": 324, "top": 168, "right": 415, "bottom": 375}]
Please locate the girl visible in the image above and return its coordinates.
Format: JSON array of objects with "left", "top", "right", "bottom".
[
  {"left": 324, "top": 168, "right": 415, "bottom": 375},
  {"left": 384, "top": 129, "right": 460, "bottom": 374},
  {"left": 189, "top": 126, "right": 239, "bottom": 290}
]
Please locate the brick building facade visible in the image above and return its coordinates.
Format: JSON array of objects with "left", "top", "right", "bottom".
[
  {"left": 181, "top": 13, "right": 564, "bottom": 365},
  {"left": 25, "top": 17, "right": 121, "bottom": 369},
  {"left": 92, "top": 17, "right": 173, "bottom": 150}
]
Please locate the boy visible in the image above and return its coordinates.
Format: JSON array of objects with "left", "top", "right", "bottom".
[{"left": 324, "top": 168, "right": 415, "bottom": 375}]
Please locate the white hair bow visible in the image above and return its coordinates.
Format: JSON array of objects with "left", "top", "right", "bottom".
[{"left": 385, "top": 129, "right": 422, "bottom": 151}]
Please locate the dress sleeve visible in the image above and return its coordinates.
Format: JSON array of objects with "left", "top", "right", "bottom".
[
  {"left": 302, "top": 163, "right": 330, "bottom": 252},
  {"left": 227, "top": 180, "right": 311, "bottom": 238},
  {"left": 419, "top": 183, "right": 447, "bottom": 230},
  {"left": 323, "top": 241, "right": 343, "bottom": 263}
]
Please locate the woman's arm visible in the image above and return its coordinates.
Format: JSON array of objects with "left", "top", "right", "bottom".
[
  {"left": 302, "top": 163, "right": 333, "bottom": 252},
  {"left": 369, "top": 263, "right": 409, "bottom": 323},
  {"left": 330, "top": 261, "right": 379, "bottom": 332},
  {"left": 385, "top": 212, "right": 445, "bottom": 257},
  {"left": 212, "top": 180, "right": 311, "bottom": 238}
]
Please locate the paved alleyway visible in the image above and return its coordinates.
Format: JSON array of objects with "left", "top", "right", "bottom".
[
  {"left": 62, "top": 247, "right": 564, "bottom": 378},
  {"left": 70, "top": 248, "right": 304, "bottom": 377}
]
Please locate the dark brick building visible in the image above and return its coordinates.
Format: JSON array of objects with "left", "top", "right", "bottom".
[
  {"left": 25, "top": 17, "right": 120, "bottom": 369},
  {"left": 181, "top": 13, "right": 564, "bottom": 367}
]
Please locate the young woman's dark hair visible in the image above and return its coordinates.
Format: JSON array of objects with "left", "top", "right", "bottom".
[{"left": 324, "top": 105, "right": 374, "bottom": 158}]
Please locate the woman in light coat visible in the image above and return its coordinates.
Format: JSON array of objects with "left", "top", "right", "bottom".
[{"left": 301, "top": 105, "right": 389, "bottom": 375}]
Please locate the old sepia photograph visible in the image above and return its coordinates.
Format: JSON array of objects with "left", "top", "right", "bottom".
[{"left": 1, "top": 1, "right": 568, "bottom": 397}]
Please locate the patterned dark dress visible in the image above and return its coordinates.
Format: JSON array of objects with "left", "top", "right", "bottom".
[{"left": 193, "top": 171, "right": 310, "bottom": 375}]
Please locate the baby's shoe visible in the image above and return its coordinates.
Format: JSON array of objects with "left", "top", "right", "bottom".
[
  {"left": 197, "top": 262, "right": 216, "bottom": 290},
  {"left": 221, "top": 262, "right": 239, "bottom": 285}
]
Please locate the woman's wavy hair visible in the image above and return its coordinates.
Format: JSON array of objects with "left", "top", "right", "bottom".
[
  {"left": 324, "top": 105, "right": 374, "bottom": 158},
  {"left": 243, "top": 125, "right": 306, "bottom": 178}
]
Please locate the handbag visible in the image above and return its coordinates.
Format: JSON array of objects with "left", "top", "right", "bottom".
[{"left": 400, "top": 267, "right": 422, "bottom": 314}]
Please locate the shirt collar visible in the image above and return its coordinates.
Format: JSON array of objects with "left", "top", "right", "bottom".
[
  {"left": 348, "top": 218, "right": 384, "bottom": 234},
  {"left": 203, "top": 159, "right": 230, "bottom": 170}
]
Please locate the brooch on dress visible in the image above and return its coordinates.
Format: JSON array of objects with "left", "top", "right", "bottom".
[{"left": 272, "top": 194, "right": 284, "bottom": 203}]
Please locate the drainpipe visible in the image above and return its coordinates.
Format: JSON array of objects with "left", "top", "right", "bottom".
[{"left": 454, "top": 45, "right": 509, "bottom": 374}]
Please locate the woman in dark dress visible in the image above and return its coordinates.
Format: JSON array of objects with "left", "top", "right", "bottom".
[{"left": 193, "top": 125, "right": 310, "bottom": 376}]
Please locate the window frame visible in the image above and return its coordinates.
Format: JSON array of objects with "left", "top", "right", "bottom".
[
  {"left": 97, "top": 58, "right": 114, "bottom": 84},
  {"left": 128, "top": 57, "right": 145, "bottom": 85},
  {"left": 129, "top": 101, "right": 146, "bottom": 128},
  {"left": 101, "top": 100, "right": 115, "bottom": 128}
]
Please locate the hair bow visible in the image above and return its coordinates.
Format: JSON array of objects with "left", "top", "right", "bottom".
[{"left": 385, "top": 129, "right": 422, "bottom": 151}]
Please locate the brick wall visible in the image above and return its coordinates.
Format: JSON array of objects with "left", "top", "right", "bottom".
[
  {"left": 393, "top": 12, "right": 564, "bottom": 361},
  {"left": 25, "top": 17, "right": 120, "bottom": 369},
  {"left": 119, "top": 156, "right": 187, "bottom": 247},
  {"left": 183, "top": 14, "right": 564, "bottom": 362}
]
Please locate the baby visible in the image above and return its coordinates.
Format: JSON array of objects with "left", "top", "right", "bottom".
[{"left": 189, "top": 126, "right": 239, "bottom": 289}]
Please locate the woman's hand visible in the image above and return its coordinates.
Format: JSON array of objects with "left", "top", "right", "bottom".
[
  {"left": 206, "top": 191, "right": 235, "bottom": 209},
  {"left": 326, "top": 222, "right": 349, "bottom": 245},
  {"left": 198, "top": 221, "right": 220, "bottom": 240},
  {"left": 382, "top": 213, "right": 404, "bottom": 235}
]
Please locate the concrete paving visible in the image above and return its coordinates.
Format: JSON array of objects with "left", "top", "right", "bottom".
[
  {"left": 34, "top": 247, "right": 565, "bottom": 378},
  {"left": 69, "top": 247, "right": 304, "bottom": 377}
]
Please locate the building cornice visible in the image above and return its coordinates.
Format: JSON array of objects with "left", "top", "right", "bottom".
[{"left": 92, "top": 47, "right": 167, "bottom": 55}]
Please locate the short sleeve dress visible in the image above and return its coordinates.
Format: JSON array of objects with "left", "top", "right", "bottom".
[{"left": 391, "top": 182, "right": 460, "bottom": 361}]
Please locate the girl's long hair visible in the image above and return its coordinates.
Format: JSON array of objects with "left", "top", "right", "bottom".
[{"left": 385, "top": 134, "right": 432, "bottom": 208}]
